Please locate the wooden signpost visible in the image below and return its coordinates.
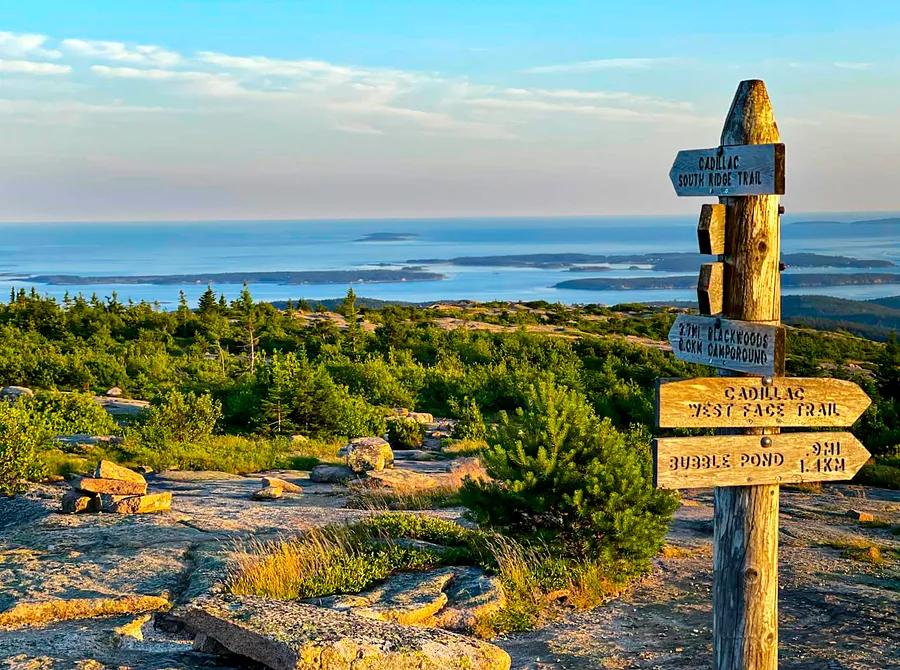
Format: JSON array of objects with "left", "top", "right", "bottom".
[
  {"left": 669, "top": 143, "right": 785, "bottom": 197},
  {"left": 656, "top": 376, "right": 871, "bottom": 428},
  {"left": 668, "top": 314, "right": 784, "bottom": 376},
  {"left": 653, "top": 432, "right": 870, "bottom": 489},
  {"left": 657, "top": 80, "right": 872, "bottom": 670}
]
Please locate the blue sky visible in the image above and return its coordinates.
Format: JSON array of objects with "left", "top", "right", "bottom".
[{"left": 2, "top": 1, "right": 899, "bottom": 221}]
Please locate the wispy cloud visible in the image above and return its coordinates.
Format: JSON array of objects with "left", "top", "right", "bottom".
[
  {"left": 62, "top": 38, "right": 181, "bottom": 67},
  {"left": 91, "top": 64, "right": 214, "bottom": 81},
  {"left": 833, "top": 61, "right": 872, "bottom": 70},
  {"left": 502, "top": 87, "right": 692, "bottom": 110},
  {"left": 0, "top": 59, "right": 70, "bottom": 75},
  {"left": 0, "top": 31, "right": 61, "bottom": 59},
  {"left": 523, "top": 57, "right": 675, "bottom": 74}
]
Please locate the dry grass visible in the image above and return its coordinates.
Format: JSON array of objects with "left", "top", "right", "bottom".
[
  {"left": 348, "top": 487, "right": 460, "bottom": 510},
  {"left": 442, "top": 439, "right": 488, "bottom": 457},
  {"left": 824, "top": 537, "right": 893, "bottom": 565},
  {"left": 0, "top": 595, "right": 169, "bottom": 629},
  {"left": 566, "top": 562, "right": 625, "bottom": 610},
  {"left": 660, "top": 544, "right": 695, "bottom": 559}
]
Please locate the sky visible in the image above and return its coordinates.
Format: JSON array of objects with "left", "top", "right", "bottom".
[{"left": 2, "top": 1, "right": 900, "bottom": 222}]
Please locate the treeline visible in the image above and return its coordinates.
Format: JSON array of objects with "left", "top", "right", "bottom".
[{"left": 0, "top": 285, "right": 897, "bottom": 460}]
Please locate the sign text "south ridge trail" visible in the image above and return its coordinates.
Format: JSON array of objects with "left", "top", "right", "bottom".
[{"left": 669, "top": 143, "right": 785, "bottom": 196}]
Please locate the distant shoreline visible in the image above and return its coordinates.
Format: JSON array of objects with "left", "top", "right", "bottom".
[
  {"left": 26, "top": 269, "right": 444, "bottom": 286},
  {"left": 555, "top": 273, "right": 900, "bottom": 291}
]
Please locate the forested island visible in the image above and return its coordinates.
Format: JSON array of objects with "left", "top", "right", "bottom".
[
  {"left": 412, "top": 252, "right": 893, "bottom": 272},
  {"left": 556, "top": 272, "right": 900, "bottom": 291},
  {"left": 25, "top": 268, "right": 443, "bottom": 286}
]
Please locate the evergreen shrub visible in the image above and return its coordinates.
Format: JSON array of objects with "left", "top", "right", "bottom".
[{"left": 460, "top": 379, "right": 677, "bottom": 563}]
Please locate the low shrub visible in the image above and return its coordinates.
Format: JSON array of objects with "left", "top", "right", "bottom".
[
  {"left": 0, "top": 402, "right": 48, "bottom": 494},
  {"left": 450, "top": 397, "right": 486, "bottom": 441},
  {"left": 386, "top": 416, "right": 425, "bottom": 449},
  {"left": 28, "top": 391, "right": 119, "bottom": 437}
]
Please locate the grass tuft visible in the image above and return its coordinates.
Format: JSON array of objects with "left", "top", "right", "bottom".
[{"left": 0, "top": 595, "right": 169, "bottom": 630}]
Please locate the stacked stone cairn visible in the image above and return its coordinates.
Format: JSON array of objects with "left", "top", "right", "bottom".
[{"left": 61, "top": 460, "right": 171, "bottom": 514}]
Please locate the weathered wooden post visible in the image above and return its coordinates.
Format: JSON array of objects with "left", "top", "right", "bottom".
[
  {"left": 714, "top": 79, "right": 782, "bottom": 670},
  {"left": 658, "top": 79, "right": 872, "bottom": 670}
]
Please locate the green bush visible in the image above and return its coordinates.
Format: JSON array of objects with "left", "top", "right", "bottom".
[
  {"left": 460, "top": 379, "right": 678, "bottom": 563},
  {"left": 28, "top": 391, "right": 119, "bottom": 436},
  {"left": 450, "top": 397, "right": 486, "bottom": 441},
  {"left": 0, "top": 403, "right": 48, "bottom": 494},
  {"left": 134, "top": 390, "right": 220, "bottom": 449},
  {"left": 386, "top": 416, "right": 425, "bottom": 449}
]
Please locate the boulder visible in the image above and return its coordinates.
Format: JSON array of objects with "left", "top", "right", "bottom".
[
  {"left": 346, "top": 437, "right": 394, "bottom": 473},
  {"left": 261, "top": 476, "right": 303, "bottom": 493},
  {"left": 350, "top": 469, "right": 441, "bottom": 495},
  {"left": 846, "top": 509, "right": 875, "bottom": 522},
  {"left": 60, "top": 491, "right": 100, "bottom": 514},
  {"left": 105, "top": 386, "right": 123, "bottom": 397},
  {"left": 180, "top": 594, "right": 511, "bottom": 670},
  {"left": 392, "top": 450, "right": 440, "bottom": 462},
  {"left": 309, "top": 464, "right": 356, "bottom": 483},
  {"left": 94, "top": 396, "right": 150, "bottom": 417},
  {"left": 100, "top": 492, "right": 172, "bottom": 514},
  {"left": 72, "top": 477, "right": 147, "bottom": 496},
  {"left": 252, "top": 486, "right": 284, "bottom": 500},
  {"left": 0, "top": 386, "right": 33, "bottom": 402},
  {"left": 408, "top": 412, "right": 434, "bottom": 424},
  {"left": 320, "top": 568, "right": 455, "bottom": 625},
  {"left": 434, "top": 568, "right": 506, "bottom": 633},
  {"left": 94, "top": 460, "right": 146, "bottom": 486}
]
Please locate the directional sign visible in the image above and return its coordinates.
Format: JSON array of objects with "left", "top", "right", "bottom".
[
  {"left": 670, "top": 143, "right": 785, "bottom": 197},
  {"left": 668, "top": 314, "right": 784, "bottom": 376},
  {"left": 697, "top": 262, "right": 723, "bottom": 315},
  {"left": 697, "top": 204, "right": 726, "bottom": 255},
  {"left": 656, "top": 377, "right": 871, "bottom": 429},
  {"left": 653, "top": 432, "right": 870, "bottom": 489}
]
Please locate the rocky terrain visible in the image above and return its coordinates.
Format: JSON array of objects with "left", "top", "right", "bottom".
[{"left": 1, "top": 455, "right": 898, "bottom": 669}]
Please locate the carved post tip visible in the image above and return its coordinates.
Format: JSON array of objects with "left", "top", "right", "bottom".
[{"left": 722, "top": 79, "right": 778, "bottom": 146}]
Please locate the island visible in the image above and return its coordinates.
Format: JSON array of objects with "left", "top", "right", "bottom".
[
  {"left": 355, "top": 232, "right": 420, "bottom": 242},
  {"left": 555, "top": 273, "right": 900, "bottom": 291},
  {"left": 410, "top": 252, "right": 893, "bottom": 272},
  {"left": 25, "top": 268, "right": 444, "bottom": 286}
]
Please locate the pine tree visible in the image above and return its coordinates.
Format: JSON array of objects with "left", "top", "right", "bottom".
[
  {"left": 198, "top": 284, "right": 218, "bottom": 314},
  {"left": 460, "top": 379, "right": 677, "bottom": 563}
]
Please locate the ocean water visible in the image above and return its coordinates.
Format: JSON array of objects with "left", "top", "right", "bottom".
[{"left": 1, "top": 214, "right": 898, "bottom": 307}]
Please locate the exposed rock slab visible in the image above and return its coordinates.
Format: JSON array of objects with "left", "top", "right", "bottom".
[
  {"left": 322, "top": 568, "right": 455, "bottom": 625},
  {"left": 392, "top": 449, "right": 440, "bottom": 461},
  {"left": 435, "top": 567, "right": 506, "bottom": 633},
  {"left": 351, "top": 468, "right": 442, "bottom": 494},
  {"left": 180, "top": 594, "right": 511, "bottom": 670},
  {"left": 73, "top": 477, "right": 147, "bottom": 496},
  {"left": 61, "top": 491, "right": 100, "bottom": 514},
  {"left": 94, "top": 460, "right": 146, "bottom": 486},
  {"left": 100, "top": 492, "right": 172, "bottom": 514}
]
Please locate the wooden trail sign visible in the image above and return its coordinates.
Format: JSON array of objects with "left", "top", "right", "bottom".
[
  {"left": 656, "top": 376, "right": 871, "bottom": 429},
  {"left": 697, "top": 204, "right": 726, "bottom": 255},
  {"left": 653, "top": 432, "right": 871, "bottom": 489},
  {"left": 668, "top": 314, "right": 784, "bottom": 375},
  {"left": 697, "top": 262, "right": 723, "bottom": 315},
  {"left": 669, "top": 143, "right": 785, "bottom": 196}
]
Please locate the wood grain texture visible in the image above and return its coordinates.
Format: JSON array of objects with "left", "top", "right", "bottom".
[
  {"left": 715, "top": 79, "right": 781, "bottom": 670},
  {"left": 698, "top": 204, "right": 727, "bottom": 255},
  {"left": 667, "top": 314, "right": 783, "bottom": 376},
  {"left": 698, "top": 262, "right": 724, "bottom": 315},
  {"left": 656, "top": 376, "right": 871, "bottom": 428},
  {"left": 653, "top": 432, "right": 870, "bottom": 489}
]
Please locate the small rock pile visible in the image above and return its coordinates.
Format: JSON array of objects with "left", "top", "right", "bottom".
[
  {"left": 61, "top": 460, "right": 171, "bottom": 514},
  {"left": 251, "top": 476, "right": 303, "bottom": 500}
]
